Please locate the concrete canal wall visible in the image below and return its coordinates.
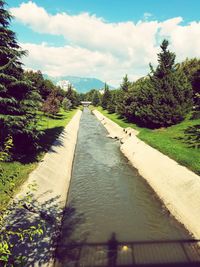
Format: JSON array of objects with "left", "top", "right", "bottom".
[
  {"left": 93, "top": 109, "right": 200, "bottom": 240},
  {"left": 14, "top": 110, "right": 82, "bottom": 266}
]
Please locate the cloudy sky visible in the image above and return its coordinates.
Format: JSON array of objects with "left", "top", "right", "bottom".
[{"left": 7, "top": 0, "right": 200, "bottom": 87}]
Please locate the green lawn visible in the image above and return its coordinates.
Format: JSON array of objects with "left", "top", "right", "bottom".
[
  {"left": 96, "top": 107, "right": 200, "bottom": 175},
  {"left": 0, "top": 109, "right": 78, "bottom": 209}
]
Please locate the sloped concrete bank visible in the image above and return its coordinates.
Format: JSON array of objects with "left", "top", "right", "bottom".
[
  {"left": 13, "top": 110, "right": 82, "bottom": 267},
  {"left": 93, "top": 109, "right": 200, "bottom": 240}
]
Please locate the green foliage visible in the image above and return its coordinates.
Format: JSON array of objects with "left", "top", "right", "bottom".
[
  {"left": 101, "top": 83, "right": 112, "bottom": 109},
  {"left": 0, "top": 1, "right": 41, "bottom": 155},
  {"left": 65, "top": 84, "right": 80, "bottom": 108},
  {"left": 179, "top": 58, "right": 200, "bottom": 108},
  {"left": 62, "top": 97, "right": 72, "bottom": 111},
  {"left": 24, "top": 70, "right": 51, "bottom": 101},
  {"left": 120, "top": 74, "right": 131, "bottom": 92},
  {"left": 106, "top": 90, "right": 119, "bottom": 113},
  {"left": 92, "top": 90, "right": 100, "bottom": 106},
  {"left": 134, "top": 40, "right": 193, "bottom": 128},
  {"left": 42, "top": 90, "right": 60, "bottom": 115}
]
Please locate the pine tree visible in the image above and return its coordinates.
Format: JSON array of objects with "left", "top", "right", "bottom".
[
  {"left": 134, "top": 40, "right": 193, "bottom": 128},
  {"left": 101, "top": 83, "right": 111, "bottom": 109},
  {"left": 0, "top": 0, "right": 41, "bottom": 155},
  {"left": 120, "top": 74, "right": 131, "bottom": 92},
  {"left": 66, "top": 84, "right": 79, "bottom": 108}
]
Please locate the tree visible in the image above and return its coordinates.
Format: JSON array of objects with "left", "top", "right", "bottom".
[
  {"left": 101, "top": 83, "right": 112, "bottom": 109},
  {"left": 92, "top": 90, "right": 100, "bottom": 106},
  {"left": 134, "top": 40, "right": 193, "bottom": 128},
  {"left": 106, "top": 90, "right": 119, "bottom": 113},
  {"left": 65, "top": 84, "right": 79, "bottom": 108},
  {"left": 62, "top": 98, "right": 72, "bottom": 111},
  {"left": 0, "top": 0, "right": 41, "bottom": 155},
  {"left": 179, "top": 58, "right": 200, "bottom": 108},
  {"left": 42, "top": 90, "right": 60, "bottom": 115},
  {"left": 120, "top": 74, "right": 131, "bottom": 92}
]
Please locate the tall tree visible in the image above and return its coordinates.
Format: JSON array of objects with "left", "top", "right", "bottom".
[
  {"left": 179, "top": 58, "right": 200, "bottom": 107},
  {"left": 101, "top": 83, "right": 111, "bottom": 109},
  {"left": 134, "top": 40, "right": 193, "bottom": 128},
  {"left": 0, "top": 0, "right": 40, "bottom": 154},
  {"left": 120, "top": 74, "right": 131, "bottom": 92},
  {"left": 66, "top": 84, "right": 79, "bottom": 108}
]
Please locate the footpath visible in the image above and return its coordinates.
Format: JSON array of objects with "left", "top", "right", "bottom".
[{"left": 93, "top": 109, "right": 200, "bottom": 241}]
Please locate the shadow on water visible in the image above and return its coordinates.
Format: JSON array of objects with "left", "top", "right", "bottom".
[{"left": 55, "top": 232, "right": 200, "bottom": 267}]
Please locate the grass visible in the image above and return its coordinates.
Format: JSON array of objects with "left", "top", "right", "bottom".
[
  {"left": 96, "top": 106, "right": 200, "bottom": 175},
  {"left": 0, "top": 109, "right": 78, "bottom": 209}
]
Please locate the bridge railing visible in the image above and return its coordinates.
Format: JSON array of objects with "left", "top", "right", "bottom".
[{"left": 55, "top": 239, "right": 200, "bottom": 267}]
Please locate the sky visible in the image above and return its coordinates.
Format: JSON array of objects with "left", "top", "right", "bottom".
[{"left": 6, "top": 0, "right": 200, "bottom": 87}]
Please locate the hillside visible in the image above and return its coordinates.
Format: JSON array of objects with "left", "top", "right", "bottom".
[{"left": 43, "top": 75, "right": 114, "bottom": 93}]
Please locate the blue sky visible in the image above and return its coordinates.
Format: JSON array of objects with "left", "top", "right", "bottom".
[{"left": 6, "top": 0, "right": 200, "bottom": 86}]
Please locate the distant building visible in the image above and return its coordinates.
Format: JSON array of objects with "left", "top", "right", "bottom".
[{"left": 56, "top": 80, "right": 76, "bottom": 91}]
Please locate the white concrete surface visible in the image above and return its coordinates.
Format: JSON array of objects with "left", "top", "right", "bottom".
[
  {"left": 93, "top": 109, "right": 200, "bottom": 240},
  {"left": 14, "top": 110, "right": 82, "bottom": 266}
]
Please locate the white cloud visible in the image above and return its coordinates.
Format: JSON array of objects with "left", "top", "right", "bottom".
[{"left": 11, "top": 1, "right": 200, "bottom": 87}]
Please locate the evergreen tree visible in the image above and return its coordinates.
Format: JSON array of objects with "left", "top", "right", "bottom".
[
  {"left": 107, "top": 90, "right": 119, "bottom": 113},
  {"left": 92, "top": 90, "right": 100, "bottom": 106},
  {"left": 134, "top": 40, "right": 193, "bottom": 128},
  {"left": 101, "top": 83, "right": 111, "bottom": 109},
  {"left": 66, "top": 84, "right": 79, "bottom": 108},
  {"left": 120, "top": 74, "right": 131, "bottom": 92},
  {"left": 0, "top": 0, "right": 40, "bottom": 154},
  {"left": 178, "top": 58, "right": 200, "bottom": 106}
]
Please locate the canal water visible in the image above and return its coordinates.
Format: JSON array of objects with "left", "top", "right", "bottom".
[{"left": 63, "top": 108, "right": 190, "bottom": 245}]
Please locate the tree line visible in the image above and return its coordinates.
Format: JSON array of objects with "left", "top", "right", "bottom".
[
  {"left": 84, "top": 40, "right": 200, "bottom": 128},
  {"left": 0, "top": 0, "right": 80, "bottom": 157}
]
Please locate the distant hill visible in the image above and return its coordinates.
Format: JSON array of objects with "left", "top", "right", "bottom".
[{"left": 43, "top": 75, "right": 114, "bottom": 93}]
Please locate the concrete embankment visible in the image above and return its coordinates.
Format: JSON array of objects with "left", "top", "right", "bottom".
[
  {"left": 93, "top": 109, "right": 200, "bottom": 240},
  {"left": 13, "top": 110, "right": 82, "bottom": 266}
]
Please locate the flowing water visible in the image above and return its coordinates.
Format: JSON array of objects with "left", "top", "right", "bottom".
[{"left": 64, "top": 108, "right": 190, "bottom": 244}]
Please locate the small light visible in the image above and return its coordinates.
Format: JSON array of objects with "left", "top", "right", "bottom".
[{"left": 122, "top": 245, "right": 129, "bottom": 251}]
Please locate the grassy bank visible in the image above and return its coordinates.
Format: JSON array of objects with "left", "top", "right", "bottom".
[
  {"left": 96, "top": 106, "right": 200, "bottom": 175},
  {"left": 0, "top": 109, "right": 78, "bottom": 208}
]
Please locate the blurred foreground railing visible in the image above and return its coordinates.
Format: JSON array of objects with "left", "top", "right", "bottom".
[{"left": 56, "top": 239, "right": 200, "bottom": 267}]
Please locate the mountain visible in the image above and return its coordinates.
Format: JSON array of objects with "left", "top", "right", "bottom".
[{"left": 43, "top": 75, "right": 114, "bottom": 93}]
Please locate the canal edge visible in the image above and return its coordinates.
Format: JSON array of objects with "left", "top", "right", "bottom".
[
  {"left": 92, "top": 109, "right": 200, "bottom": 241},
  {"left": 13, "top": 109, "right": 82, "bottom": 267}
]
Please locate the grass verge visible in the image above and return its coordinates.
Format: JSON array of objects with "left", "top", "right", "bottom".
[
  {"left": 96, "top": 106, "right": 200, "bottom": 175},
  {"left": 0, "top": 109, "right": 78, "bottom": 209}
]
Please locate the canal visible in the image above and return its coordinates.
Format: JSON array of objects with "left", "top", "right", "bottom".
[{"left": 57, "top": 108, "right": 192, "bottom": 266}]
